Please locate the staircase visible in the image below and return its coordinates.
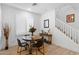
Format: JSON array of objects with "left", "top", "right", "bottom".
[{"left": 54, "top": 18, "right": 79, "bottom": 52}]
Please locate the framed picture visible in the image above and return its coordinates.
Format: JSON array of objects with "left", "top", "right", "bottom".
[
  {"left": 44, "top": 19, "right": 49, "bottom": 28},
  {"left": 66, "top": 14, "right": 75, "bottom": 23}
]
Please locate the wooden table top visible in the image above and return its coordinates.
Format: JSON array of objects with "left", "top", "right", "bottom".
[
  {"left": 32, "top": 35, "right": 42, "bottom": 40},
  {"left": 40, "top": 33, "right": 52, "bottom": 36}
]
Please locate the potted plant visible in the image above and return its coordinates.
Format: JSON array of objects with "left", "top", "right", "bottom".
[
  {"left": 3, "top": 24, "right": 10, "bottom": 50},
  {"left": 29, "top": 26, "right": 36, "bottom": 36}
]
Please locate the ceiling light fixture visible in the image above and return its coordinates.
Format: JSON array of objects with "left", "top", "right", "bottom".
[{"left": 32, "top": 3, "right": 37, "bottom": 6}]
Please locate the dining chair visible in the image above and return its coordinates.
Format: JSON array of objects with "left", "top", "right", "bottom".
[
  {"left": 17, "top": 39, "right": 29, "bottom": 54},
  {"left": 31, "top": 36, "right": 45, "bottom": 55}
]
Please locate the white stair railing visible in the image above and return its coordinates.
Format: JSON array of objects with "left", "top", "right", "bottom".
[{"left": 55, "top": 18, "right": 79, "bottom": 44}]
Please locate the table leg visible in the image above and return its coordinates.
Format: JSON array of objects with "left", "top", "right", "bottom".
[{"left": 29, "top": 41, "right": 32, "bottom": 54}]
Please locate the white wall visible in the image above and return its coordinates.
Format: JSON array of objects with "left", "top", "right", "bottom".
[
  {"left": 40, "top": 6, "right": 79, "bottom": 52},
  {"left": 0, "top": 4, "right": 2, "bottom": 50},
  {"left": 53, "top": 27, "right": 79, "bottom": 52},
  {"left": 1, "top": 4, "right": 40, "bottom": 49},
  {"left": 16, "top": 12, "right": 27, "bottom": 35},
  {"left": 55, "top": 5, "right": 79, "bottom": 52},
  {"left": 56, "top": 5, "right": 79, "bottom": 29},
  {"left": 1, "top": 4, "right": 17, "bottom": 48},
  {"left": 26, "top": 13, "right": 41, "bottom": 34},
  {"left": 0, "top": 5, "right": 1, "bottom": 37},
  {"left": 40, "top": 9, "right": 55, "bottom": 43},
  {"left": 16, "top": 10, "right": 40, "bottom": 35},
  {"left": 40, "top": 9, "right": 55, "bottom": 33},
  {"left": 56, "top": 5, "right": 75, "bottom": 23},
  {"left": 33, "top": 14, "right": 41, "bottom": 35}
]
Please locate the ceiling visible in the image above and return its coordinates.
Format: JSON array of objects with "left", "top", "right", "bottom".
[
  {"left": 6, "top": 3, "right": 64, "bottom": 14},
  {"left": 5, "top": 3, "right": 79, "bottom": 15}
]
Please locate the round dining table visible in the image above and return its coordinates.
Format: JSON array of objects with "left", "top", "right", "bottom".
[{"left": 22, "top": 35, "right": 42, "bottom": 54}]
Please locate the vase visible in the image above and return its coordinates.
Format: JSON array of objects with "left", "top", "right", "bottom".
[
  {"left": 32, "top": 32, "right": 34, "bottom": 36},
  {"left": 5, "top": 39, "right": 8, "bottom": 50},
  {"left": 5, "top": 37, "right": 8, "bottom": 50}
]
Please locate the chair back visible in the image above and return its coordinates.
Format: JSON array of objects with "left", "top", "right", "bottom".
[
  {"left": 17, "top": 39, "right": 22, "bottom": 46},
  {"left": 36, "top": 36, "right": 44, "bottom": 47}
]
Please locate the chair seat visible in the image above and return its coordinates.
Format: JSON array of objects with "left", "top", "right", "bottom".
[
  {"left": 17, "top": 39, "right": 29, "bottom": 54},
  {"left": 21, "top": 42, "right": 29, "bottom": 47}
]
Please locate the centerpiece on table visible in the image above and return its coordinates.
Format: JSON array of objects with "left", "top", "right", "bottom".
[{"left": 29, "top": 26, "right": 36, "bottom": 36}]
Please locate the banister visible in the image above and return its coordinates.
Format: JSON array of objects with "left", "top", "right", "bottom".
[{"left": 55, "top": 18, "right": 79, "bottom": 44}]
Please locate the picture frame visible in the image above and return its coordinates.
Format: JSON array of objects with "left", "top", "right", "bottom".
[
  {"left": 66, "top": 14, "right": 75, "bottom": 23},
  {"left": 44, "top": 19, "right": 49, "bottom": 28}
]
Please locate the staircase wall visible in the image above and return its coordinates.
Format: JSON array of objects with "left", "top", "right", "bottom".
[{"left": 53, "top": 27, "right": 79, "bottom": 52}]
